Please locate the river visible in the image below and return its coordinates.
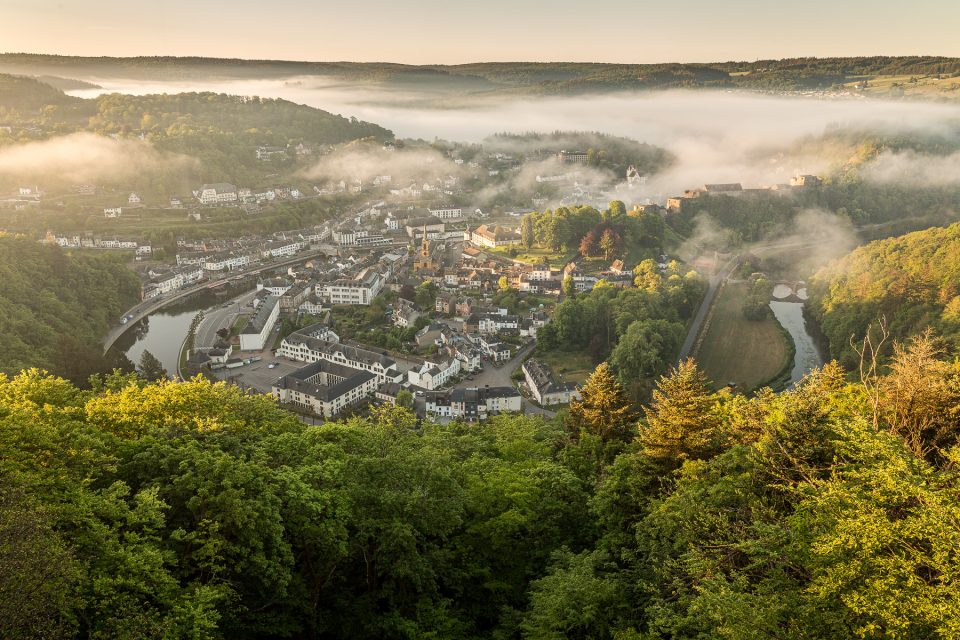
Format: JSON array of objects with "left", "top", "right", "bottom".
[
  {"left": 110, "top": 308, "right": 200, "bottom": 377},
  {"left": 109, "top": 288, "right": 242, "bottom": 377},
  {"left": 769, "top": 300, "right": 825, "bottom": 386}
]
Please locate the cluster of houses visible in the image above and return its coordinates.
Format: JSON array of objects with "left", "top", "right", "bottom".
[{"left": 270, "top": 321, "right": 530, "bottom": 421}]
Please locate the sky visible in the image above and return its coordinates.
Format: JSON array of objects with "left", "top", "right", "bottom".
[{"left": 1, "top": 0, "right": 959, "bottom": 64}]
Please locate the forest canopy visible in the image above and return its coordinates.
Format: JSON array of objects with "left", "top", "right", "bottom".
[
  {"left": 3, "top": 329, "right": 960, "bottom": 638},
  {"left": 0, "top": 234, "right": 140, "bottom": 381}
]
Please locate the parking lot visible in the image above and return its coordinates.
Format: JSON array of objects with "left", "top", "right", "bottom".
[{"left": 212, "top": 350, "right": 300, "bottom": 393}]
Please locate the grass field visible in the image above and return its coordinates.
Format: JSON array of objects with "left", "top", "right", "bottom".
[
  {"left": 694, "top": 281, "right": 791, "bottom": 391},
  {"left": 537, "top": 349, "right": 597, "bottom": 385},
  {"left": 842, "top": 74, "right": 960, "bottom": 99}
]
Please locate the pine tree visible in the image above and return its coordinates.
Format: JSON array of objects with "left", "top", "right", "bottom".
[
  {"left": 138, "top": 350, "right": 168, "bottom": 381},
  {"left": 568, "top": 363, "right": 636, "bottom": 442},
  {"left": 640, "top": 358, "right": 721, "bottom": 467}
]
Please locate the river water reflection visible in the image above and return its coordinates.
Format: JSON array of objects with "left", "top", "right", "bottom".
[{"left": 769, "top": 300, "right": 824, "bottom": 386}]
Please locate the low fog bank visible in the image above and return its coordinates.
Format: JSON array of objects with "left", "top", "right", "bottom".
[
  {"left": 60, "top": 77, "right": 960, "bottom": 202},
  {"left": 0, "top": 132, "right": 198, "bottom": 187},
  {"left": 680, "top": 208, "right": 859, "bottom": 272},
  {"left": 862, "top": 149, "right": 960, "bottom": 187}
]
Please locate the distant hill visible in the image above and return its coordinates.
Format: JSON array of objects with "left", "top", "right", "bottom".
[
  {"left": 0, "top": 74, "right": 80, "bottom": 113},
  {"left": 1, "top": 54, "right": 959, "bottom": 97}
]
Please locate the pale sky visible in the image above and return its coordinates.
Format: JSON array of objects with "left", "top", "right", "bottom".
[{"left": 1, "top": 0, "right": 958, "bottom": 64}]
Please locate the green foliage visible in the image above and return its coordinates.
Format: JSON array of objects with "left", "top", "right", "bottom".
[
  {"left": 808, "top": 221, "right": 960, "bottom": 366},
  {"left": 137, "top": 350, "right": 168, "bottom": 381},
  {"left": 568, "top": 363, "right": 636, "bottom": 443},
  {"left": 0, "top": 335, "right": 959, "bottom": 637},
  {"left": 545, "top": 262, "right": 703, "bottom": 398},
  {"left": 0, "top": 234, "right": 141, "bottom": 382},
  {"left": 639, "top": 359, "right": 724, "bottom": 469},
  {"left": 742, "top": 275, "right": 774, "bottom": 320}
]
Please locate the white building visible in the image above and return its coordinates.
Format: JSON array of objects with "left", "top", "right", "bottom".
[
  {"left": 424, "top": 386, "right": 522, "bottom": 421},
  {"left": 272, "top": 360, "right": 378, "bottom": 418},
  {"left": 261, "top": 240, "right": 302, "bottom": 259},
  {"left": 198, "top": 183, "right": 238, "bottom": 205},
  {"left": 203, "top": 253, "right": 253, "bottom": 272},
  {"left": 238, "top": 295, "right": 280, "bottom": 351},
  {"left": 428, "top": 206, "right": 463, "bottom": 220},
  {"left": 316, "top": 268, "right": 384, "bottom": 306},
  {"left": 277, "top": 330, "right": 403, "bottom": 384},
  {"left": 523, "top": 358, "right": 581, "bottom": 406},
  {"left": 408, "top": 356, "right": 461, "bottom": 391},
  {"left": 103, "top": 207, "right": 122, "bottom": 218},
  {"left": 478, "top": 313, "right": 519, "bottom": 335},
  {"left": 465, "top": 224, "right": 516, "bottom": 249}
]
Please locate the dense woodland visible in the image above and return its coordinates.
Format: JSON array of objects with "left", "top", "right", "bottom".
[
  {"left": 808, "top": 221, "right": 960, "bottom": 367},
  {"left": 0, "top": 235, "right": 140, "bottom": 382},
  {"left": 4, "top": 328, "right": 960, "bottom": 638},
  {"left": 539, "top": 260, "right": 704, "bottom": 400}
]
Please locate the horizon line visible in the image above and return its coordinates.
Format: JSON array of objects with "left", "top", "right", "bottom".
[{"left": 1, "top": 51, "right": 957, "bottom": 68}]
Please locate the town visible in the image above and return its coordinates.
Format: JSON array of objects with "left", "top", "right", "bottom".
[{"left": 11, "top": 143, "right": 827, "bottom": 424}]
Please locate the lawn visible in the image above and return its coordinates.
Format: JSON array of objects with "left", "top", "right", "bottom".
[
  {"left": 537, "top": 349, "right": 597, "bottom": 385},
  {"left": 694, "top": 281, "right": 791, "bottom": 391},
  {"left": 491, "top": 246, "right": 576, "bottom": 268}
]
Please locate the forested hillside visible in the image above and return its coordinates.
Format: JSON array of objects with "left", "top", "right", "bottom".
[
  {"left": 808, "top": 221, "right": 960, "bottom": 366},
  {"left": 0, "top": 73, "right": 79, "bottom": 112},
  {"left": 4, "top": 331, "right": 960, "bottom": 638},
  {"left": 0, "top": 235, "right": 140, "bottom": 381},
  {"left": 3, "top": 54, "right": 960, "bottom": 95}
]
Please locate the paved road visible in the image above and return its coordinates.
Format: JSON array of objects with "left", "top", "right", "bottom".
[
  {"left": 195, "top": 290, "right": 259, "bottom": 348},
  {"left": 449, "top": 340, "right": 555, "bottom": 417}
]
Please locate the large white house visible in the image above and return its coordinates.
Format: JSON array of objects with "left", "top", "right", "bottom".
[
  {"left": 277, "top": 327, "right": 403, "bottom": 384},
  {"left": 407, "top": 356, "right": 461, "bottom": 390},
  {"left": 428, "top": 206, "right": 463, "bottom": 220},
  {"left": 465, "top": 224, "right": 516, "bottom": 249},
  {"left": 523, "top": 358, "right": 581, "bottom": 406}
]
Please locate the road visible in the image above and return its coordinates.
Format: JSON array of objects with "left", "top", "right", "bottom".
[
  {"left": 677, "top": 255, "right": 740, "bottom": 361},
  {"left": 194, "top": 289, "right": 260, "bottom": 348},
  {"left": 449, "top": 340, "right": 555, "bottom": 417},
  {"left": 102, "top": 247, "right": 336, "bottom": 355}
]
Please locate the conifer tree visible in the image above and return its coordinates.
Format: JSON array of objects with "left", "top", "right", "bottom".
[
  {"left": 640, "top": 358, "right": 721, "bottom": 467},
  {"left": 137, "top": 350, "right": 168, "bottom": 381},
  {"left": 568, "top": 362, "right": 636, "bottom": 442}
]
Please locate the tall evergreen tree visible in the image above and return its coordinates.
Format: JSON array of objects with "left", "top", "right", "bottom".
[
  {"left": 521, "top": 214, "right": 535, "bottom": 249},
  {"left": 568, "top": 363, "right": 636, "bottom": 442},
  {"left": 640, "top": 358, "right": 722, "bottom": 467},
  {"left": 137, "top": 350, "right": 168, "bottom": 381}
]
